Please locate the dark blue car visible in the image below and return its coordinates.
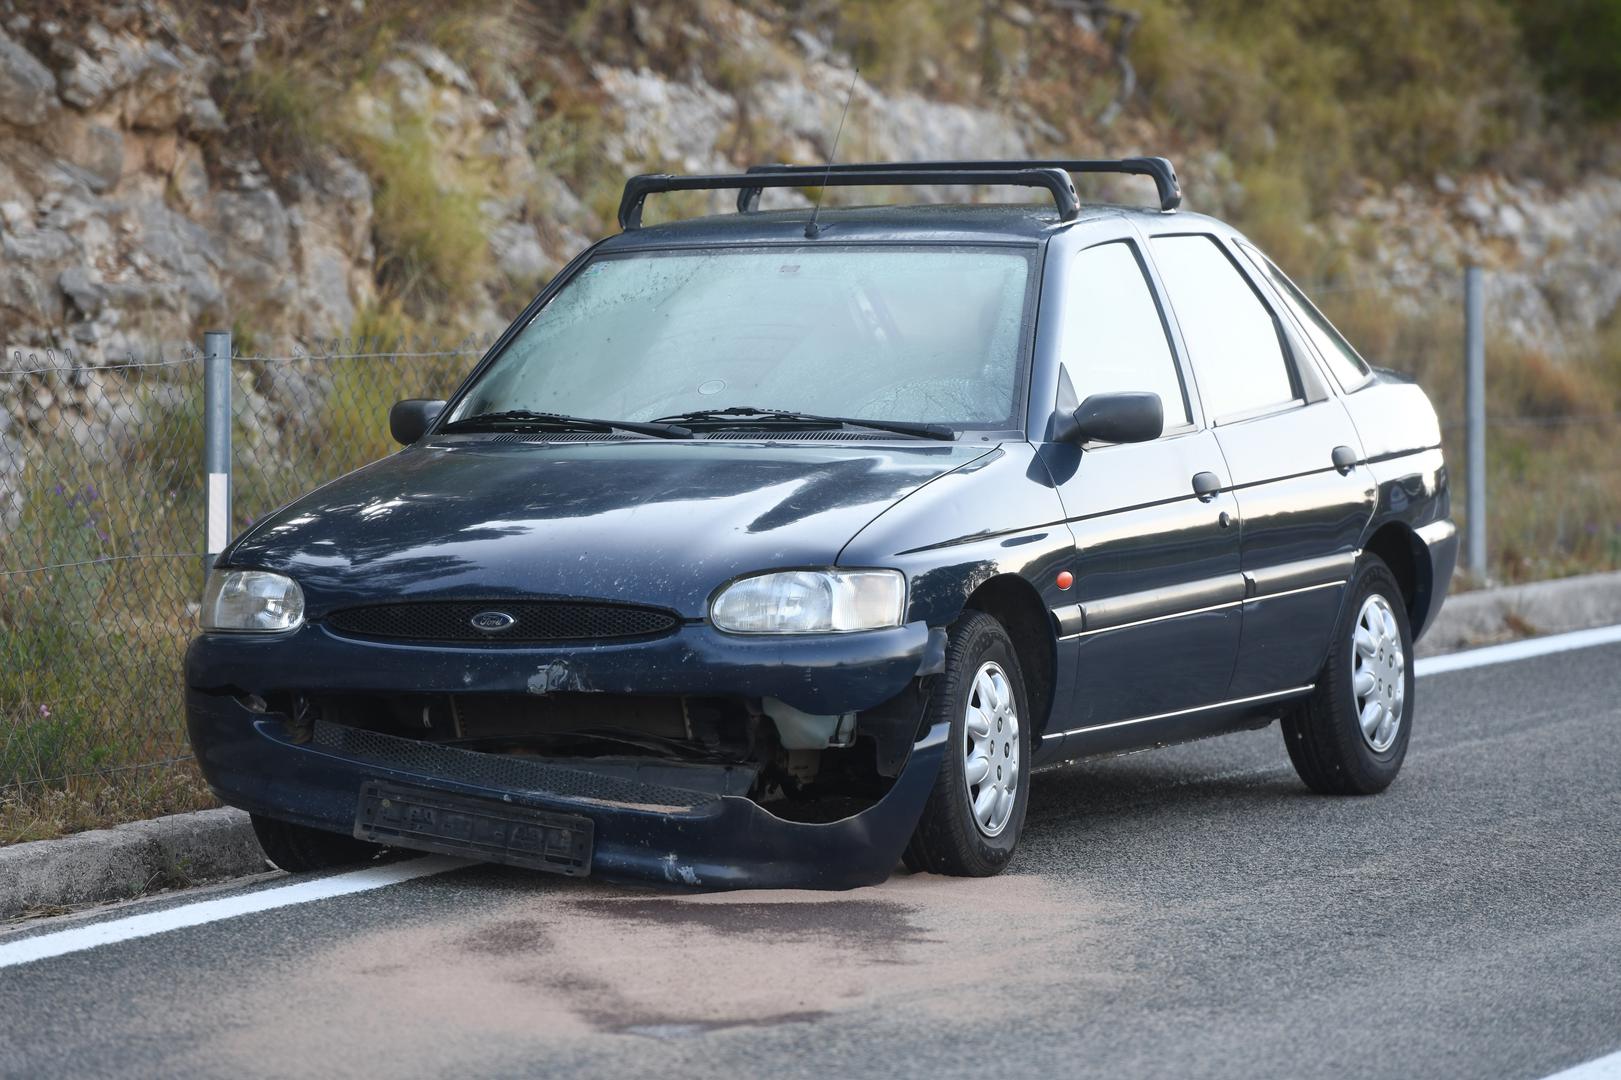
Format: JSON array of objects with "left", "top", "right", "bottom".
[{"left": 186, "top": 159, "right": 1457, "bottom": 888}]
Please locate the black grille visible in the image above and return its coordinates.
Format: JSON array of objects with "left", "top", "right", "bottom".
[
  {"left": 307, "top": 721, "right": 719, "bottom": 810},
  {"left": 323, "top": 600, "right": 680, "bottom": 644}
]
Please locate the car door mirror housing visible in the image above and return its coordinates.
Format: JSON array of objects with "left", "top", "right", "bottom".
[
  {"left": 1063, "top": 391, "right": 1163, "bottom": 445},
  {"left": 390, "top": 399, "right": 446, "bottom": 445}
]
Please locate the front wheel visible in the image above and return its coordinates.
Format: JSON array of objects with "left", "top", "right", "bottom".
[
  {"left": 1281, "top": 556, "right": 1414, "bottom": 795},
  {"left": 904, "top": 612, "right": 1032, "bottom": 877},
  {"left": 250, "top": 813, "right": 383, "bottom": 873}
]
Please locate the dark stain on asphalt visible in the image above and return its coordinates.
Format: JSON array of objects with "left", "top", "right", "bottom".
[
  {"left": 587, "top": 897, "right": 931, "bottom": 960},
  {"left": 458, "top": 915, "right": 549, "bottom": 955}
]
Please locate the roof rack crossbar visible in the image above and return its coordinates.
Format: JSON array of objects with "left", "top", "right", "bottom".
[
  {"left": 739, "top": 157, "right": 1181, "bottom": 214},
  {"left": 617, "top": 166, "right": 1081, "bottom": 231}
]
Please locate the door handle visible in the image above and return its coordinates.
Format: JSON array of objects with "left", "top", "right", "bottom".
[
  {"left": 1331, "top": 445, "right": 1357, "bottom": 475},
  {"left": 1192, "top": 471, "right": 1222, "bottom": 502}
]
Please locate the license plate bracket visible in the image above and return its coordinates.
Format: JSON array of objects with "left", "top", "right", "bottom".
[{"left": 355, "top": 781, "right": 593, "bottom": 876}]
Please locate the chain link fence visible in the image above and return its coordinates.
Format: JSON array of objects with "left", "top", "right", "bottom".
[
  {"left": 1, "top": 338, "right": 485, "bottom": 839},
  {"left": 2, "top": 267, "right": 1618, "bottom": 839}
]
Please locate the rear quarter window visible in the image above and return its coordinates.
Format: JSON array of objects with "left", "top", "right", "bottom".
[{"left": 1237, "top": 242, "right": 1374, "bottom": 393}]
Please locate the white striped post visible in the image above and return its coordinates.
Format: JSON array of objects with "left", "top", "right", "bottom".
[{"left": 203, "top": 329, "right": 232, "bottom": 584}]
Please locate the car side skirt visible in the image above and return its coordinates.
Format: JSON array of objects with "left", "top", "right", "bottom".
[{"left": 1041, "top": 684, "right": 1314, "bottom": 760}]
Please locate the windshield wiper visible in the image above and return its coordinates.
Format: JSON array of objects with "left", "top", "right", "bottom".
[
  {"left": 439, "top": 409, "right": 691, "bottom": 439},
  {"left": 653, "top": 406, "right": 955, "bottom": 441}
]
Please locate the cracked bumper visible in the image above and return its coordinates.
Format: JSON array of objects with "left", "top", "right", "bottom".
[
  {"left": 184, "top": 621, "right": 946, "bottom": 889},
  {"left": 185, "top": 619, "right": 937, "bottom": 715}
]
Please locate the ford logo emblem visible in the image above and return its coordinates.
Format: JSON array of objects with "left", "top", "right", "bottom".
[{"left": 470, "top": 611, "right": 516, "bottom": 633}]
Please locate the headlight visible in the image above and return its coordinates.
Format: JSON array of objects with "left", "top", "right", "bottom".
[
  {"left": 201, "top": 570, "right": 306, "bottom": 633},
  {"left": 711, "top": 569, "right": 905, "bottom": 634}
]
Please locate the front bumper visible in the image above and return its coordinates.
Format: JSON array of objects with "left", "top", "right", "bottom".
[
  {"left": 186, "top": 619, "right": 937, "bottom": 716},
  {"left": 185, "top": 620, "right": 946, "bottom": 889}
]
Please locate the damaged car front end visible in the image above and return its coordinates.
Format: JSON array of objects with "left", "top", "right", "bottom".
[
  {"left": 185, "top": 435, "right": 1009, "bottom": 887},
  {"left": 186, "top": 596, "right": 953, "bottom": 889}
]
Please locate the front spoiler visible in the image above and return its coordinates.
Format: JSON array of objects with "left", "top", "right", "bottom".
[{"left": 187, "top": 689, "right": 947, "bottom": 890}]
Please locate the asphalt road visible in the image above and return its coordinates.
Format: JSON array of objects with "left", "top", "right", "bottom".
[{"left": 2, "top": 640, "right": 1619, "bottom": 1080}]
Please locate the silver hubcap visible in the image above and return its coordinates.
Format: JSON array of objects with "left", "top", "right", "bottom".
[
  {"left": 963, "top": 660, "right": 1020, "bottom": 837},
  {"left": 1352, "top": 593, "right": 1405, "bottom": 753}
]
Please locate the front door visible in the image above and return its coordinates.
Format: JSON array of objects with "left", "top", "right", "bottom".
[{"left": 1038, "top": 236, "right": 1243, "bottom": 751}]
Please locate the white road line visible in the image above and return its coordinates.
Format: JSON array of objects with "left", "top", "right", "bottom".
[
  {"left": 5, "top": 622, "right": 1620, "bottom": 972},
  {"left": 1540, "top": 1049, "right": 1621, "bottom": 1079},
  {"left": 0, "top": 855, "right": 468, "bottom": 971},
  {"left": 1415, "top": 623, "right": 1621, "bottom": 678}
]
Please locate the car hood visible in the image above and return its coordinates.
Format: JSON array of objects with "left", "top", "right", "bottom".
[{"left": 224, "top": 437, "right": 993, "bottom": 617}]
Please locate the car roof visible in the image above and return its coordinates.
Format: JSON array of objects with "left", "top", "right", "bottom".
[{"left": 594, "top": 202, "right": 1238, "bottom": 252}]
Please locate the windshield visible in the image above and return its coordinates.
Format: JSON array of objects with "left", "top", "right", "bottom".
[{"left": 448, "top": 245, "right": 1036, "bottom": 430}]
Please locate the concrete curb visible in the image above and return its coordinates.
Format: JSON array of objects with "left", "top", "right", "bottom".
[
  {"left": 1417, "top": 569, "right": 1621, "bottom": 657},
  {"left": 0, "top": 807, "right": 263, "bottom": 922},
  {"left": 4, "top": 570, "right": 1620, "bottom": 922}
]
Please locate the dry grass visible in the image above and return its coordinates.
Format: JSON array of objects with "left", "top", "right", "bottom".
[
  {"left": 0, "top": 764, "right": 215, "bottom": 846},
  {"left": 0, "top": 341, "right": 475, "bottom": 846},
  {"left": 1313, "top": 284, "right": 1621, "bottom": 584}
]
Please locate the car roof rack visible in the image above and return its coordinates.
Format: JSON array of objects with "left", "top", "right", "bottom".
[
  {"left": 617, "top": 165, "right": 1082, "bottom": 231},
  {"left": 739, "top": 156, "right": 1181, "bottom": 215}
]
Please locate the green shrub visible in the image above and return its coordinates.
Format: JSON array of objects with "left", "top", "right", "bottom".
[
  {"left": 220, "top": 63, "right": 335, "bottom": 177},
  {"left": 1510, "top": 0, "right": 1621, "bottom": 120},
  {"left": 1126, "top": 0, "right": 1538, "bottom": 203},
  {"left": 349, "top": 118, "right": 490, "bottom": 306}
]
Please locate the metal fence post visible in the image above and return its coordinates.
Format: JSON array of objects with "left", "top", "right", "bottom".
[
  {"left": 1464, "top": 267, "right": 1486, "bottom": 580},
  {"left": 203, "top": 329, "right": 232, "bottom": 585}
]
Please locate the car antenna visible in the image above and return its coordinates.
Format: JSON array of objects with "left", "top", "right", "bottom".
[{"left": 805, "top": 67, "right": 859, "bottom": 240}]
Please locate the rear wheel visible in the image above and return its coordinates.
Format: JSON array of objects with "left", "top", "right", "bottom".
[
  {"left": 250, "top": 813, "right": 382, "bottom": 873},
  {"left": 1281, "top": 556, "right": 1414, "bottom": 795},
  {"left": 904, "top": 612, "right": 1032, "bottom": 877}
]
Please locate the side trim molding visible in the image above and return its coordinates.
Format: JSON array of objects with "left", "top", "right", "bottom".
[
  {"left": 1062, "top": 573, "right": 1246, "bottom": 637},
  {"left": 1242, "top": 551, "right": 1357, "bottom": 598},
  {"left": 1065, "top": 598, "right": 1240, "bottom": 639},
  {"left": 1048, "top": 551, "right": 1359, "bottom": 640},
  {"left": 1044, "top": 685, "right": 1315, "bottom": 739},
  {"left": 1243, "top": 580, "right": 1342, "bottom": 605},
  {"left": 1052, "top": 604, "right": 1085, "bottom": 637}
]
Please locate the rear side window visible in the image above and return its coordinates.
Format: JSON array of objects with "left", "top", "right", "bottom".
[
  {"left": 1151, "top": 234, "right": 1296, "bottom": 420},
  {"left": 1064, "top": 241, "right": 1190, "bottom": 427},
  {"left": 1238, "top": 243, "right": 1373, "bottom": 392}
]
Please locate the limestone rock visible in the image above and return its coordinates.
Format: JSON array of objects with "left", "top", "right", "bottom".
[{"left": 0, "top": 30, "right": 57, "bottom": 126}]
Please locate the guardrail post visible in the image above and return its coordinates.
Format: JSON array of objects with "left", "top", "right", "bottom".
[
  {"left": 203, "top": 329, "right": 232, "bottom": 585},
  {"left": 1464, "top": 267, "right": 1487, "bottom": 580}
]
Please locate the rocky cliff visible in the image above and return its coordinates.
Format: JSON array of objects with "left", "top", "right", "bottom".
[{"left": 1, "top": 1, "right": 1617, "bottom": 483}]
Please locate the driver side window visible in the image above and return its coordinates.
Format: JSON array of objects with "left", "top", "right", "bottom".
[{"left": 1065, "top": 241, "right": 1191, "bottom": 428}]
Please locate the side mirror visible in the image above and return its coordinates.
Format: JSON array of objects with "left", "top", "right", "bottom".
[
  {"left": 1063, "top": 391, "right": 1163, "bottom": 445},
  {"left": 390, "top": 399, "right": 446, "bottom": 445}
]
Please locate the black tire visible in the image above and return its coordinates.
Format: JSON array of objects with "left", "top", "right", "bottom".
[
  {"left": 1281, "top": 556, "right": 1414, "bottom": 795},
  {"left": 250, "top": 813, "right": 382, "bottom": 873},
  {"left": 904, "top": 612, "right": 1032, "bottom": 877}
]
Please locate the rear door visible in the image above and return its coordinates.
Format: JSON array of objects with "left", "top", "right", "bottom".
[
  {"left": 1146, "top": 233, "right": 1374, "bottom": 697},
  {"left": 1039, "top": 231, "right": 1243, "bottom": 747}
]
